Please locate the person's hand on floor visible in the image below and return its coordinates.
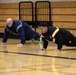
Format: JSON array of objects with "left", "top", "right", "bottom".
[
  {"left": 17, "top": 43, "right": 23, "bottom": 47},
  {"left": 1, "top": 42, "right": 6, "bottom": 46}
]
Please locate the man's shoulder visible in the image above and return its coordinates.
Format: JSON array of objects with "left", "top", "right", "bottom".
[
  {"left": 48, "top": 26, "right": 57, "bottom": 31},
  {"left": 13, "top": 20, "right": 21, "bottom": 23},
  {"left": 48, "top": 26, "right": 56, "bottom": 29}
]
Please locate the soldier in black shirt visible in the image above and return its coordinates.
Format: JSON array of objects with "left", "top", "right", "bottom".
[{"left": 39, "top": 22, "right": 76, "bottom": 52}]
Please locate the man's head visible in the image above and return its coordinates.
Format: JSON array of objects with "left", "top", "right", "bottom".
[
  {"left": 6, "top": 18, "right": 13, "bottom": 27},
  {"left": 38, "top": 22, "right": 48, "bottom": 33}
]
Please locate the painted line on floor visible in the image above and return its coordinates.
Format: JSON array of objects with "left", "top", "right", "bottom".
[{"left": 0, "top": 51, "right": 76, "bottom": 60}]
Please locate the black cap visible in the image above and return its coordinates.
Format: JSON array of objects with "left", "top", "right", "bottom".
[{"left": 38, "top": 22, "right": 49, "bottom": 27}]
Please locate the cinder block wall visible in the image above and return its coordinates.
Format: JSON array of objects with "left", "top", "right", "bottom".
[
  {"left": 0, "top": 1, "right": 76, "bottom": 36},
  {"left": 0, "top": 0, "right": 76, "bottom": 3}
]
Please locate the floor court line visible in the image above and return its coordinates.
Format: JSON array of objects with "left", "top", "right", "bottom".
[{"left": 0, "top": 51, "right": 76, "bottom": 60}]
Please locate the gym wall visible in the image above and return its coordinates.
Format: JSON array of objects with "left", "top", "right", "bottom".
[
  {"left": 0, "top": 1, "right": 76, "bottom": 36},
  {"left": 0, "top": 0, "right": 76, "bottom": 3}
]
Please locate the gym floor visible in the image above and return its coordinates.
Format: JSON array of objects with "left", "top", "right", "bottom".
[{"left": 0, "top": 38, "right": 76, "bottom": 75}]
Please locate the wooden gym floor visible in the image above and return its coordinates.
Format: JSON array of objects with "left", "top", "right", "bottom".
[{"left": 0, "top": 38, "right": 76, "bottom": 75}]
